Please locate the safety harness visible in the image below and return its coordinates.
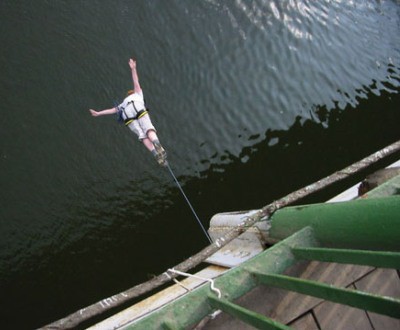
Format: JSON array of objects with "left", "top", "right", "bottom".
[{"left": 118, "top": 100, "right": 148, "bottom": 126}]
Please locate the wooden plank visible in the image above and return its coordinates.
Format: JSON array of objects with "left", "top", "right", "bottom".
[
  {"left": 268, "top": 260, "right": 373, "bottom": 323},
  {"left": 313, "top": 284, "right": 373, "bottom": 330},
  {"left": 201, "top": 260, "right": 373, "bottom": 329},
  {"left": 354, "top": 268, "right": 400, "bottom": 329},
  {"left": 255, "top": 272, "right": 400, "bottom": 318},
  {"left": 288, "top": 312, "right": 319, "bottom": 330}
]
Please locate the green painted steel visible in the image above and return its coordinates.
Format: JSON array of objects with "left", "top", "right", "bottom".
[
  {"left": 123, "top": 228, "right": 317, "bottom": 329},
  {"left": 207, "top": 295, "right": 292, "bottom": 330},
  {"left": 269, "top": 196, "right": 400, "bottom": 250},
  {"left": 161, "top": 321, "right": 176, "bottom": 330},
  {"left": 254, "top": 272, "right": 400, "bottom": 319},
  {"left": 292, "top": 247, "right": 400, "bottom": 268}
]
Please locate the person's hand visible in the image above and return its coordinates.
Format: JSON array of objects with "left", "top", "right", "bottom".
[
  {"left": 129, "top": 58, "right": 136, "bottom": 70},
  {"left": 89, "top": 109, "right": 99, "bottom": 117}
]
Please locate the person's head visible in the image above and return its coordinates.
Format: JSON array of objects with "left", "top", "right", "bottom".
[{"left": 126, "top": 90, "right": 134, "bottom": 96}]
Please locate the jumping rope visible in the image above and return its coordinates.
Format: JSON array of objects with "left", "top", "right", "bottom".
[{"left": 165, "top": 162, "right": 213, "bottom": 243}]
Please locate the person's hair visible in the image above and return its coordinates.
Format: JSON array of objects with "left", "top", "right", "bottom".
[{"left": 126, "top": 90, "right": 134, "bottom": 96}]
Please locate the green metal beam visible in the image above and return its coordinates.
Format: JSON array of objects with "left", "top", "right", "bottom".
[
  {"left": 292, "top": 247, "right": 400, "bottom": 268},
  {"left": 207, "top": 295, "right": 292, "bottom": 330},
  {"left": 161, "top": 321, "right": 176, "bottom": 330},
  {"left": 254, "top": 272, "right": 400, "bottom": 319},
  {"left": 269, "top": 196, "right": 400, "bottom": 250}
]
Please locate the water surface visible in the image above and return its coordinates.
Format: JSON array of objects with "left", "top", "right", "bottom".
[{"left": 0, "top": 0, "right": 399, "bottom": 328}]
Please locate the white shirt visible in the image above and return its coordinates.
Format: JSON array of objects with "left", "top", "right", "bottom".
[{"left": 119, "top": 91, "right": 145, "bottom": 120}]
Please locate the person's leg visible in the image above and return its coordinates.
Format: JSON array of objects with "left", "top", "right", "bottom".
[
  {"left": 147, "top": 129, "right": 161, "bottom": 144},
  {"left": 146, "top": 129, "right": 167, "bottom": 165},
  {"left": 138, "top": 116, "right": 167, "bottom": 165},
  {"left": 130, "top": 121, "right": 158, "bottom": 157},
  {"left": 138, "top": 115, "right": 158, "bottom": 143},
  {"left": 147, "top": 129, "right": 165, "bottom": 151},
  {"left": 141, "top": 137, "right": 161, "bottom": 161},
  {"left": 142, "top": 138, "right": 155, "bottom": 152}
]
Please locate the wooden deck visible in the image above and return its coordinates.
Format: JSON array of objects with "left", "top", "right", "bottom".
[{"left": 200, "top": 261, "right": 400, "bottom": 329}]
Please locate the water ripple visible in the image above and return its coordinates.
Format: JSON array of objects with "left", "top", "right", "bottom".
[{"left": 1, "top": 1, "right": 400, "bottom": 327}]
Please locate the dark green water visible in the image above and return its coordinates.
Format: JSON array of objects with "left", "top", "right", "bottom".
[{"left": 0, "top": 0, "right": 399, "bottom": 328}]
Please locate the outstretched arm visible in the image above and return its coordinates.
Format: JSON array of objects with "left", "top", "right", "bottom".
[
  {"left": 89, "top": 107, "right": 117, "bottom": 117},
  {"left": 129, "top": 58, "right": 142, "bottom": 94}
]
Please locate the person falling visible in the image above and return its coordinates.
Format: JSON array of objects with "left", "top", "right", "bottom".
[{"left": 89, "top": 58, "right": 167, "bottom": 166}]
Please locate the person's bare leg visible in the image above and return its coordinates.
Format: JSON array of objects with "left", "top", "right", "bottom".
[
  {"left": 146, "top": 129, "right": 167, "bottom": 165},
  {"left": 142, "top": 138, "right": 155, "bottom": 152},
  {"left": 143, "top": 137, "right": 163, "bottom": 164},
  {"left": 147, "top": 129, "right": 159, "bottom": 143}
]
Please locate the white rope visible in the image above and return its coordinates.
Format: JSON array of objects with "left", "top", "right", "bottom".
[
  {"left": 163, "top": 271, "right": 191, "bottom": 292},
  {"left": 166, "top": 163, "right": 212, "bottom": 243},
  {"left": 167, "top": 268, "right": 222, "bottom": 298}
]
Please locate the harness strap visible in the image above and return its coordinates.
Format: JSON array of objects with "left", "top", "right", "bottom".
[{"left": 124, "top": 109, "right": 148, "bottom": 126}]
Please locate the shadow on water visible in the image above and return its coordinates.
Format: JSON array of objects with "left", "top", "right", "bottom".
[
  {"left": 191, "top": 89, "right": 400, "bottom": 212},
  {"left": 3, "top": 90, "right": 400, "bottom": 329}
]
